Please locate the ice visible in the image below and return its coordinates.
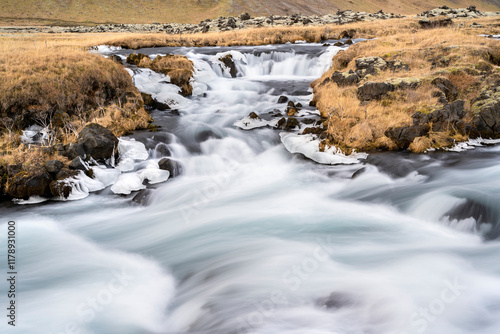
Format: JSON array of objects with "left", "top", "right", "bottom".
[
  {"left": 138, "top": 161, "right": 170, "bottom": 184},
  {"left": 280, "top": 132, "right": 368, "bottom": 165},
  {"left": 118, "top": 138, "right": 149, "bottom": 161},
  {"left": 126, "top": 68, "right": 190, "bottom": 108},
  {"left": 446, "top": 138, "right": 500, "bottom": 152},
  {"left": 20, "top": 125, "right": 50, "bottom": 145},
  {"left": 90, "top": 45, "right": 123, "bottom": 54},
  {"left": 110, "top": 173, "right": 146, "bottom": 195},
  {"left": 13, "top": 196, "right": 48, "bottom": 205},
  {"left": 53, "top": 172, "right": 106, "bottom": 201},
  {"left": 234, "top": 116, "right": 270, "bottom": 130},
  {"left": 92, "top": 166, "right": 121, "bottom": 187}
]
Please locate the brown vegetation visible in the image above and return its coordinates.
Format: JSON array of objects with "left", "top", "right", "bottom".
[{"left": 312, "top": 17, "right": 500, "bottom": 153}]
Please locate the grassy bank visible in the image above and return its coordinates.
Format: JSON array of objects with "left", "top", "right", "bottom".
[{"left": 312, "top": 16, "right": 500, "bottom": 152}]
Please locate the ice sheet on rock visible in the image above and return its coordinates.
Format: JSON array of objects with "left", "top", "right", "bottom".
[
  {"left": 126, "top": 68, "right": 190, "bottom": 108},
  {"left": 234, "top": 116, "right": 270, "bottom": 130},
  {"left": 118, "top": 138, "right": 149, "bottom": 161},
  {"left": 92, "top": 166, "right": 121, "bottom": 187},
  {"left": 280, "top": 132, "right": 368, "bottom": 165},
  {"left": 138, "top": 161, "right": 170, "bottom": 184},
  {"left": 211, "top": 51, "right": 247, "bottom": 78},
  {"left": 446, "top": 138, "right": 500, "bottom": 152},
  {"left": 110, "top": 173, "right": 146, "bottom": 195},
  {"left": 54, "top": 171, "right": 106, "bottom": 201},
  {"left": 13, "top": 196, "right": 48, "bottom": 205}
]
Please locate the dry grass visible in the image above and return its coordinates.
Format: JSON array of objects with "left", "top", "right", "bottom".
[
  {"left": 312, "top": 16, "right": 500, "bottom": 152},
  {"left": 138, "top": 55, "right": 194, "bottom": 95},
  {"left": 0, "top": 34, "right": 153, "bottom": 168}
]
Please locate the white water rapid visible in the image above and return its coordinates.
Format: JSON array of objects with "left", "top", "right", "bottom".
[{"left": 1, "top": 41, "right": 500, "bottom": 334}]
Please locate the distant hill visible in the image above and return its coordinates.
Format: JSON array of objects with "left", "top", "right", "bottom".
[{"left": 1, "top": 0, "right": 500, "bottom": 25}]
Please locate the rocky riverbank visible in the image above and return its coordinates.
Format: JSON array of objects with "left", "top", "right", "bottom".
[{"left": 0, "top": 10, "right": 404, "bottom": 34}]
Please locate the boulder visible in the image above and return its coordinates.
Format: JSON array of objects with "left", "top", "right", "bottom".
[
  {"left": 330, "top": 71, "right": 360, "bottom": 86},
  {"left": 248, "top": 112, "right": 260, "bottom": 119},
  {"left": 69, "top": 157, "right": 89, "bottom": 171},
  {"left": 126, "top": 53, "right": 149, "bottom": 65},
  {"left": 45, "top": 160, "right": 64, "bottom": 175},
  {"left": 471, "top": 91, "right": 500, "bottom": 138},
  {"left": 427, "top": 100, "right": 466, "bottom": 131},
  {"left": 158, "top": 158, "right": 183, "bottom": 178},
  {"left": 277, "top": 96, "right": 288, "bottom": 103},
  {"left": 219, "top": 54, "right": 237, "bottom": 78},
  {"left": 7, "top": 164, "right": 23, "bottom": 178},
  {"left": 240, "top": 13, "right": 251, "bottom": 20},
  {"left": 141, "top": 93, "right": 170, "bottom": 111},
  {"left": 6, "top": 164, "right": 53, "bottom": 199},
  {"left": 432, "top": 77, "right": 458, "bottom": 102},
  {"left": 49, "top": 168, "right": 79, "bottom": 198},
  {"left": 385, "top": 124, "right": 430, "bottom": 149},
  {"left": 109, "top": 55, "right": 123, "bottom": 64},
  {"left": 357, "top": 81, "right": 395, "bottom": 101},
  {"left": 74, "top": 123, "right": 119, "bottom": 162},
  {"left": 355, "top": 56, "right": 387, "bottom": 74}
]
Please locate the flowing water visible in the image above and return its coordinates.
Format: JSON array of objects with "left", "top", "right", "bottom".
[{"left": 1, "top": 41, "right": 500, "bottom": 334}]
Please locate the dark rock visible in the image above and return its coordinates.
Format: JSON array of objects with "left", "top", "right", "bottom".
[
  {"left": 345, "top": 39, "right": 353, "bottom": 45},
  {"left": 49, "top": 180, "right": 73, "bottom": 198},
  {"left": 275, "top": 117, "right": 286, "bottom": 129},
  {"left": 158, "top": 158, "right": 183, "bottom": 178},
  {"left": 7, "top": 164, "right": 23, "bottom": 178},
  {"left": 432, "top": 77, "right": 458, "bottom": 102},
  {"left": 248, "top": 112, "right": 260, "bottom": 119},
  {"left": 141, "top": 93, "right": 170, "bottom": 111},
  {"left": 351, "top": 167, "right": 366, "bottom": 179},
  {"left": 427, "top": 100, "right": 466, "bottom": 131},
  {"left": 219, "top": 54, "right": 237, "bottom": 78},
  {"left": 284, "top": 117, "right": 300, "bottom": 131},
  {"left": 240, "top": 12, "right": 251, "bottom": 20},
  {"left": 277, "top": 96, "right": 288, "bottom": 103},
  {"left": 6, "top": 164, "right": 52, "bottom": 199},
  {"left": 357, "top": 81, "right": 395, "bottom": 101},
  {"left": 287, "top": 101, "right": 296, "bottom": 108},
  {"left": 471, "top": 91, "right": 500, "bottom": 138},
  {"left": 302, "top": 118, "right": 316, "bottom": 125},
  {"left": 55, "top": 168, "right": 79, "bottom": 181},
  {"left": 385, "top": 124, "right": 430, "bottom": 149},
  {"left": 132, "top": 189, "right": 154, "bottom": 205},
  {"left": 109, "top": 55, "right": 123, "bottom": 64},
  {"left": 419, "top": 18, "right": 453, "bottom": 29},
  {"left": 331, "top": 71, "right": 360, "bottom": 86},
  {"left": 154, "top": 143, "right": 171, "bottom": 157},
  {"left": 45, "top": 160, "right": 64, "bottom": 175},
  {"left": 126, "top": 53, "right": 149, "bottom": 65},
  {"left": 334, "top": 42, "right": 344, "bottom": 47},
  {"left": 69, "top": 157, "right": 89, "bottom": 171},
  {"left": 74, "top": 123, "right": 118, "bottom": 162},
  {"left": 339, "top": 29, "right": 356, "bottom": 39},
  {"left": 302, "top": 127, "right": 323, "bottom": 135}
]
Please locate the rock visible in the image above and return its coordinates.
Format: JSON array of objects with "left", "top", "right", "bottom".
[
  {"left": 284, "top": 117, "right": 300, "bottom": 131},
  {"left": 248, "top": 112, "right": 260, "bottom": 119},
  {"left": 49, "top": 180, "right": 73, "bottom": 198},
  {"left": 432, "top": 77, "right": 458, "bottom": 102},
  {"left": 74, "top": 123, "right": 119, "bottom": 162},
  {"left": 141, "top": 92, "right": 170, "bottom": 111},
  {"left": 334, "top": 41, "right": 344, "bottom": 47},
  {"left": 158, "top": 158, "right": 182, "bottom": 177},
  {"left": 55, "top": 168, "right": 79, "bottom": 181},
  {"left": 126, "top": 53, "right": 149, "bottom": 65},
  {"left": 69, "top": 157, "right": 89, "bottom": 171},
  {"left": 339, "top": 29, "right": 356, "bottom": 39},
  {"left": 317, "top": 292, "right": 354, "bottom": 310},
  {"left": 45, "top": 160, "right": 64, "bottom": 175},
  {"left": 277, "top": 96, "right": 288, "bottom": 103},
  {"left": 109, "top": 55, "right": 123, "bottom": 64},
  {"left": 471, "top": 91, "right": 500, "bottom": 138},
  {"left": 355, "top": 56, "right": 387, "bottom": 74},
  {"left": 7, "top": 164, "right": 23, "bottom": 178},
  {"left": 132, "top": 189, "right": 154, "bottom": 205},
  {"left": 302, "top": 127, "right": 324, "bottom": 135},
  {"left": 240, "top": 12, "right": 251, "bottom": 20},
  {"left": 357, "top": 81, "right": 395, "bottom": 101},
  {"left": 219, "top": 54, "right": 237, "bottom": 78},
  {"left": 427, "top": 100, "right": 466, "bottom": 131},
  {"left": 385, "top": 124, "right": 430, "bottom": 149},
  {"left": 418, "top": 17, "right": 453, "bottom": 29},
  {"left": 6, "top": 164, "right": 53, "bottom": 199},
  {"left": 330, "top": 71, "right": 360, "bottom": 86}
]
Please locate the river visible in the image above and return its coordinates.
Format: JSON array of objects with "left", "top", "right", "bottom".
[{"left": 1, "top": 40, "right": 500, "bottom": 334}]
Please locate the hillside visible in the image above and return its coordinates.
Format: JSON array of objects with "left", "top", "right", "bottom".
[{"left": 1, "top": 0, "right": 500, "bottom": 25}]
